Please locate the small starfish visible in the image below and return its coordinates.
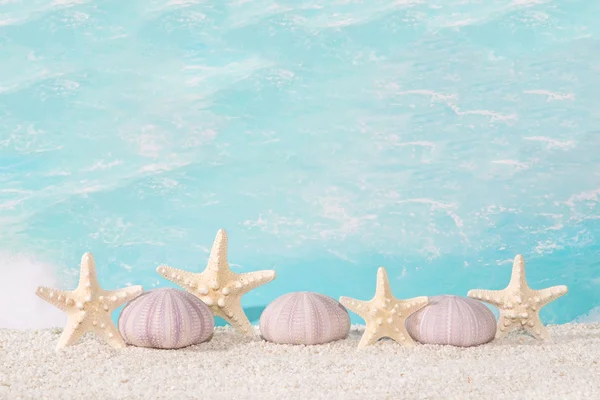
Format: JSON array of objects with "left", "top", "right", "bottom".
[
  {"left": 468, "top": 254, "right": 568, "bottom": 340},
  {"left": 36, "top": 253, "right": 143, "bottom": 350},
  {"left": 157, "top": 229, "right": 276, "bottom": 336},
  {"left": 340, "top": 267, "right": 428, "bottom": 348}
]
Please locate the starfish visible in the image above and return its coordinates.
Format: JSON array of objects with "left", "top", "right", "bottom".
[
  {"left": 468, "top": 254, "right": 568, "bottom": 341},
  {"left": 36, "top": 252, "right": 143, "bottom": 350},
  {"left": 340, "top": 267, "right": 429, "bottom": 348},
  {"left": 156, "top": 229, "right": 276, "bottom": 336}
]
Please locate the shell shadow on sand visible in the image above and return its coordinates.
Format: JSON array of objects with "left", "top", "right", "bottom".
[{"left": 175, "top": 306, "right": 270, "bottom": 353}]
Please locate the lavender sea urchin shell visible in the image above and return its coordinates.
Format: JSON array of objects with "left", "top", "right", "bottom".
[
  {"left": 259, "top": 292, "right": 351, "bottom": 345},
  {"left": 118, "top": 288, "right": 214, "bottom": 349},
  {"left": 405, "top": 295, "right": 496, "bottom": 347}
]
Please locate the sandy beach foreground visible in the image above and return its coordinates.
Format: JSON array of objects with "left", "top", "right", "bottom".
[{"left": 1, "top": 323, "right": 599, "bottom": 400}]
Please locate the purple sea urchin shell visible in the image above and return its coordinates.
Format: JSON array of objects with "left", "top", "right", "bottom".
[
  {"left": 259, "top": 292, "right": 351, "bottom": 345},
  {"left": 118, "top": 288, "right": 214, "bottom": 349},
  {"left": 405, "top": 295, "right": 496, "bottom": 347}
]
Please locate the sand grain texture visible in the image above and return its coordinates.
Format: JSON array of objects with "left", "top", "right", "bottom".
[{"left": 1, "top": 323, "right": 599, "bottom": 400}]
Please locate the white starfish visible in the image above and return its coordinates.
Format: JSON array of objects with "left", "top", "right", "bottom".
[
  {"left": 36, "top": 253, "right": 143, "bottom": 350},
  {"left": 468, "top": 254, "right": 568, "bottom": 340},
  {"left": 157, "top": 229, "right": 276, "bottom": 336},
  {"left": 340, "top": 267, "right": 429, "bottom": 348}
]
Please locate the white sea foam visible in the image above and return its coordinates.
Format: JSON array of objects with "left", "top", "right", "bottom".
[
  {"left": 573, "top": 306, "right": 600, "bottom": 323},
  {"left": 534, "top": 240, "right": 563, "bottom": 255},
  {"left": 326, "top": 249, "right": 357, "bottom": 263},
  {"left": 491, "top": 159, "right": 530, "bottom": 171},
  {"left": 449, "top": 104, "right": 518, "bottom": 123},
  {"left": 166, "top": 0, "right": 202, "bottom": 6},
  {"left": 524, "top": 136, "right": 575, "bottom": 149},
  {"left": 532, "top": 213, "right": 564, "bottom": 232},
  {"left": 0, "top": 252, "right": 65, "bottom": 329},
  {"left": 565, "top": 187, "right": 600, "bottom": 208},
  {"left": 0, "top": 199, "right": 23, "bottom": 211},
  {"left": 393, "top": 198, "right": 465, "bottom": 230},
  {"left": 0, "top": 18, "right": 18, "bottom": 27},
  {"left": 497, "top": 258, "right": 514, "bottom": 266},
  {"left": 52, "top": 0, "right": 86, "bottom": 5},
  {"left": 84, "top": 160, "right": 122, "bottom": 171},
  {"left": 298, "top": 0, "right": 423, "bottom": 29},
  {"left": 523, "top": 90, "right": 575, "bottom": 101},
  {"left": 511, "top": 0, "right": 547, "bottom": 7},
  {"left": 394, "top": 141, "right": 436, "bottom": 149},
  {"left": 396, "top": 89, "right": 457, "bottom": 102}
]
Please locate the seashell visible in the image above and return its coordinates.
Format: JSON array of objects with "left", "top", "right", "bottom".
[
  {"left": 405, "top": 295, "right": 496, "bottom": 347},
  {"left": 259, "top": 291, "right": 351, "bottom": 345},
  {"left": 118, "top": 288, "right": 214, "bottom": 349}
]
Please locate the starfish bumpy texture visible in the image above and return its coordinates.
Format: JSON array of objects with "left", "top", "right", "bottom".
[
  {"left": 157, "top": 229, "right": 276, "bottom": 336},
  {"left": 468, "top": 254, "right": 568, "bottom": 341},
  {"left": 36, "top": 253, "right": 144, "bottom": 350},
  {"left": 340, "top": 267, "right": 429, "bottom": 348}
]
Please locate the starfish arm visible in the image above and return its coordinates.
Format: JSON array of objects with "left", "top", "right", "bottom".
[
  {"left": 507, "top": 254, "right": 528, "bottom": 290},
  {"left": 357, "top": 326, "right": 384, "bottom": 349},
  {"left": 156, "top": 265, "right": 199, "bottom": 291},
  {"left": 78, "top": 252, "right": 101, "bottom": 292},
  {"left": 36, "top": 287, "right": 73, "bottom": 311},
  {"left": 401, "top": 296, "right": 429, "bottom": 315},
  {"left": 339, "top": 297, "right": 369, "bottom": 319},
  {"left": 388, "top": 327, "right": 417, "bottom": 348},
  {"left": 535, "top": 285, "right": 568, "bottom": 308},
  {"left": 231, "top": 270, "right": 276, "bottom": 295},
  {"left": 95, "top": 316, "right": 127, "bottom": 349},
  {"left": 495, "top": 314, "right": 520, "bottom": 339},
  {"left": 205, "top": 229, "right": 231, "bottom": 275},
  {"left": 105, "top": 285, "right": 144, "bottom": 309},
  {"left": 522, "top": 313, "right": 551, "bottom": 341},
  {"left": 467, "top": 289, "right": 505, "bottom": 308},
  {"left": 217, "top": 300, "right": 253, "bottom": 336},
  {"left": 374, "top": 267, "right": 393, "bottom": 299},
  {"left": 56, "top": 312, "right": 88, "bottom": 350}
]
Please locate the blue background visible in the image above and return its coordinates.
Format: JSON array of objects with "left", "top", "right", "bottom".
[{"left": 1, "top": 0, "right": 599, "bottom": 327}]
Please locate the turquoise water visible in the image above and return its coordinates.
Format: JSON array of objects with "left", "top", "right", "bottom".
[{"left": 1, "top": 0, "right": 599, "bottom": 328}]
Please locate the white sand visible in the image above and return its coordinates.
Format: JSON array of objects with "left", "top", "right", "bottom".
[{"left": 1, "top": 323, "right": 599, "bottom": 400}]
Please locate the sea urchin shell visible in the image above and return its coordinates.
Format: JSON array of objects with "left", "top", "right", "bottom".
[
  {"left": 118, "top": 288, "right": 214, "bottom": 349},
  {"left": 405, "top": 295, "right": 496, "bottom": 347},
  {"left": 259, "top": 292, "right": 351, "bottom": 345}
]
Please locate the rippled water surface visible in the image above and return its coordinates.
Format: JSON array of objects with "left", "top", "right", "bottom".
[{"left": 1, "top": 0, "right": 599, "bottom": 327}]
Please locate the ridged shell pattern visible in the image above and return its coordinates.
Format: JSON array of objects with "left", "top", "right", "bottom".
[
  {"left": 260, "top": 292, "right": 351, "bottom": 345},
  {"left": 405, "top": 295, "right": 497, "bottom": 347},
  {"left": 118, "top": 288, "right": 214, "bottom": 349}
]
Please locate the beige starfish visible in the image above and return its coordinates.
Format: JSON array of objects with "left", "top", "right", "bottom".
[
  {"left": 468, "top": 254, "right": 568, "bottom": 341},
  {"left": 156, "top": 229, "right": 276, "bottom": 336},
  {"left": 340, "top": 267, "right": 429, "bottom": 348},
  {"left": 36, "top": 252, "right": 143, "bottom": 350}
]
